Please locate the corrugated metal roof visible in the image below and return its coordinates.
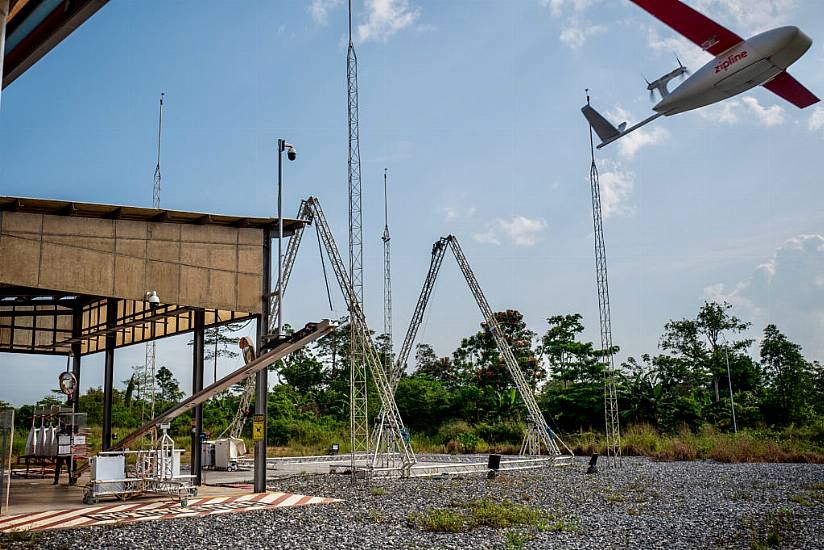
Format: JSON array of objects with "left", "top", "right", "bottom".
[{"left": 0, "top": 195, "right": 305, "bottom": 233}]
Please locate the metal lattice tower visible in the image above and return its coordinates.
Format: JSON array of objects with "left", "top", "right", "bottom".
[
  {"left": 142, "top": 92, "right": 164, "bottom": 434},
  {"left": 382, "top": 169, "right": 392, "bottom": 371},
  {"left": 371, "top": 170, "right": 396, "bottom": 467},
  {"left": 283, "top": 198, "right": 414, "bottom": 474},
  {"left": 347, "top": 0, "right": 370, "bottom": 472},
  {"left": 587, "top": 91, "right": 622, "bottom": 466}
]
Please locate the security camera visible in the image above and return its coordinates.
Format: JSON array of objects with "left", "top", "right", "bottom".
[
  {"left": 287, "top": 146, "right": 296, "bottom": 161},
  {"left": 145, "top": 290, "right": 160, "bottom": 310}
]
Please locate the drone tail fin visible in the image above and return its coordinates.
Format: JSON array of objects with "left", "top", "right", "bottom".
[{"left": 581, "top": 104, "right": 624, "bottom": 145}]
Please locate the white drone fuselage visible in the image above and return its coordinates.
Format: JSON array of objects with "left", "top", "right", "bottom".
[{"left": 654, "top": 26, "right": 812, "bottom": 116}]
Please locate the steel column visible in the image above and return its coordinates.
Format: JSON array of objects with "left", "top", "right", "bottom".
[
  {"left": 102, "top": 298, "right": 117, "bottom": 451},
  {"left": 191, "top": 309, "right": 205, "bottom": 485},
  {"left": 71, "top": 309, "right": 82, "bottom": 407},
  {"left": 254, "top": 227, "right": 272, "bottom": 493}
]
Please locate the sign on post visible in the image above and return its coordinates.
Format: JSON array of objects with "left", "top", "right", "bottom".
[{"left": 252, "top": 415, "right": 265, "bottom": 441}]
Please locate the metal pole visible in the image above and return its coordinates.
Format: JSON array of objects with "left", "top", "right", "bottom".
[
  {"left": 721, "top": 336, "right": 738, "bottom": 434},
  {"left": 277, "top": 140, "right": 284, "bottom": 338},
  {"left": 102, "top": 299, "right": 117, "bottom": 451},
  {"left": 254, "top": 228, "right": 272, "bottom": 493},
  {"left": 191, "top": 310, "right": 205, "bottom": 485}
]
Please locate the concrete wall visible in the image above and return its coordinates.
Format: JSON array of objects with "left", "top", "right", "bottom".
[{"left": 0, "top": 211, "right": 264, "bottom": 313}]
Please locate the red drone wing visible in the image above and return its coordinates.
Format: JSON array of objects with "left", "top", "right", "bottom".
[
  {"left": 762, "top": 71, "right": 820, "bottom": 108},
  {"left": 629, "top": 0, "right": 743, "bottom": 56}
]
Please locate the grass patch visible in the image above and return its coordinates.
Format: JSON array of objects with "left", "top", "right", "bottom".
[
  {"left": 368, "top": 509, "right": 385, "bottom": 524},
  {"left": 369, "top": 486, "right": 386, "bottom": 496},
  {"left": 567, "top": 423, "right": 824, "bottom": 464},
  {"left": 747, "top": 508, "right": 794, "bottom": 549},
  {"left": 788, "top": 483, "right": 824, "bottom": 507},
  {"left": 410, "top": 508, "right": 466, "bottom": 533},
  {"left": 2, "top": 529, "right": 43, "bottom": 545},
  {"left": 603, "top": 490, "right": 627, "bottom": 504},
  {"left": 504, "top": 530, "right": 532, "bottom": 549},
  {"left": 410, "top": 499, "right": 575, "bottom": 535},
  {"left": 468, "top": 499, "right": 545, "bottom": 529}
]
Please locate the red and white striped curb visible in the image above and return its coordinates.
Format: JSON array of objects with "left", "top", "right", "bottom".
[{"left": 0, "top": 492, "right": 341, "bottom": 533}]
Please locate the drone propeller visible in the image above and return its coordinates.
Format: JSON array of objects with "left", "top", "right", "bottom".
[{"left": 675, "top": 55, "right": 690, "bottom": 77}]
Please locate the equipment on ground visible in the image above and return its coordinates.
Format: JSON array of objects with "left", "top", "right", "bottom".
[
  {"left": 84, "top": 424, "right": 196, "bottom": 506},
  {"left": 73, "top": 320, "right": 337, "bottom": 482},
  {"left": 582, "top": 0, "right": 819, "bottom": 148}
]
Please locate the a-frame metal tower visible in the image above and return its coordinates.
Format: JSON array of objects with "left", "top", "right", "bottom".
[
  {"left": 347, "top": 0, "right": 370, "bottom": 474},
  {"left": 587, "top": 91, "right": 622, "bottom": 466}
]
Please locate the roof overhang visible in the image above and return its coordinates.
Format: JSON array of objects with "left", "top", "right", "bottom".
[
  {"left": 3, "top": 0, "right": 109, "bottom": 89},
  {"left": 0, "top": 196, "right": 304, "bottom": 234}
]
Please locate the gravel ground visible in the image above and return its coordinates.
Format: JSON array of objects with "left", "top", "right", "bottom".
[{"left": 3, "top": 457, "right": 823, "bottom": 549}]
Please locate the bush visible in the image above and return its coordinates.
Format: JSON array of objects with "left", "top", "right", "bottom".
[{"left": 474, "top": 421, "right": 524, "bottom": 444}]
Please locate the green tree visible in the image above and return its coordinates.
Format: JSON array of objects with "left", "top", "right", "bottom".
[
  {"left": 540, "top": 314, "right": 606, "bottom": 386},
  {"left": 760, "top": 324, "right": 813, "bottom": 425},
  {"left": 453, "top": 310, "right": 542, "bottom": 390},
  {"left": 661, "top": 301, "right": 752, "bottom": 404},
  {"left": 155, "top": 366, "right": 184, "bottom": 403}
]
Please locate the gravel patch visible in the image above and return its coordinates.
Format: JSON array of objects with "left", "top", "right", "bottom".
[{"left": 3, "top": 457, "right": 823, "bottom": 549}]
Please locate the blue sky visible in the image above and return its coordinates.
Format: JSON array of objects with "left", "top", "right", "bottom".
[{"left": 1, "top": 0, "right": 823, "bottom": 406}]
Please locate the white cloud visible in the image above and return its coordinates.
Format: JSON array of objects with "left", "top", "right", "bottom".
[
  {"left": 607, "top": 106, "right": 669, "bottom": 159},
  {"left": 687, "top": 0, "right": 798, "bottom": 35},
  {"left": 597, "top": 160, "right": 635, "bottom": 219},
  {"left": 472, "top": 230, "right": 500, "bottom": 246},
  {"left": 698, "top": 95, "right": 785, "bottom": 127},
  {"left": 473, "top": 216, "right": 548, "bottom": 247},
  {"left": 308, "top": 0, "right": 343, "bottom": 26},
  {"left": 357, "top": 0, "right": 420, "bottom": 43},
  {"left": 808, "top": 106, "right": 824, "bottom": 134},
  {"left": 442, "top": 205, "right": 477, "bottom": 222},
  {"left": 559, "top": 19, "right": 606, "bottom": 49},
  {"left": 740, "top": 96, "right": 785, "bottom": 127},
  {"left": 704, "top": 234, "right": 824, "bottom": 359},
  {"left": 541, "top": 0, "right": 598, "bottom": 17},
  {"left": 646, "top": 27, "right": 712, "bottom": 72}
]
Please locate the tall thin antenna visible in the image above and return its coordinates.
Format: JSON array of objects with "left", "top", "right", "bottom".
[
  {"left": 586, "top": 89, "right": 622, "bottom": 466},
  {"left": 154, "top": 92, "right": 164, "bottom": 210},
  {"left": 143, "top": 92, "right": 164, "bottom": 439},
  {"left": 347, "top": 0, "right": 369, "bottom": 476},
  {"left": 382, "top": 168, "right": 392, "bottom": 372}
]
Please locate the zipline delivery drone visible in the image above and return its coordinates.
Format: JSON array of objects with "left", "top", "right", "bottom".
[{"left": 583, "top": 0, "right": 819, "bottom": 148}]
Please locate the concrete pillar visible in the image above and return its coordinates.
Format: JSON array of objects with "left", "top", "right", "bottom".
[
  {"left": 102, "top": 299, "right": 117, "bottom": 451},
  {"left": 254, "top": 227, "right": 272, "bottom": 493},
  {"left": 191, "top": 309, "right": 205, "bottom": 485}
]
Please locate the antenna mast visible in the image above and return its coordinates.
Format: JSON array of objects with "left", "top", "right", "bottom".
[
  {"left": 382, "top": 168, "right": 392, "bottom": 369},
  {"left": 347, "top": 0, "right": 369, "bottom": 475},
  {"left": 143, "top": 92, "right": 164, "bottom": 437},
  {"left": 586, "top": 90, "right": 622, "bottom": 466}
]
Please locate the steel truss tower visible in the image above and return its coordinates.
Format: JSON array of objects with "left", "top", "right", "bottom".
[
  {"left": 587, "top": 92, "right": 622, "bottom": 465},
  {"left": 382, "top": 169, "right": 392, "bottom": 372},
  {"left": 272, "top": 197, "right": 415, "bottom": 474},
  {"left": 347, "top": 1, "right": 369, "bottom": 473},
  {"left": 142, "top": 92, "right": 164, "bottom": 435},
  {"left": 371, "top": 169, "right": 397, "bottom": 467}
]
